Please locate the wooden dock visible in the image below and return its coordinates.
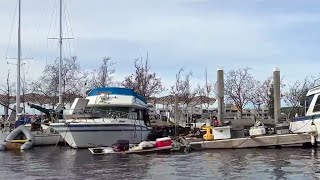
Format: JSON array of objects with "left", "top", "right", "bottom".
[{"left": 186, "top": 133, "right": 313, "bottom": 149}]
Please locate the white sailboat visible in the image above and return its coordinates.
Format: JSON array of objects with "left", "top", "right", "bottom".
[{"left": 0, "top": 0, "right": 61, "bottom": 146}]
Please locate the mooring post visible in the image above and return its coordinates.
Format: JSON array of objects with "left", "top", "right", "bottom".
[
  {"left": 174, "top": 93, "right": 178, "bottom": 136},
  {"left": 217, "top": 68, "right": 224, "bottom": 126},
  {"left": 273, "top": 68, "right": 281, "bottom": 124}
]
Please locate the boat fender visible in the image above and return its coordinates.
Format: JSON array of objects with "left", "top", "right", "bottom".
[
  {"left": 311, "top": 135, "right": 316, "bottom": 145},
  {"left": 139, "top": 141, "right": 154, "bottom": 149},
  {"left": 311, "top": 121, "right": 317, "bottom": 135}
]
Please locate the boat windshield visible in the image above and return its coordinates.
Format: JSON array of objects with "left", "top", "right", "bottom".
[
  {"left": 84, "top": 107, "right": 143, "bottom": 120},
  {"left": 305, "top": 94, "right": 314, "bottom": 113},
  {"left": 313, "top": 96, "right": 320, "bottom": 113}
]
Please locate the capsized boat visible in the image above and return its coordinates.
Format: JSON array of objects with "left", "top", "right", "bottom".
[{"left": 88, "top": 137, "right": 181, "bottom": 155}]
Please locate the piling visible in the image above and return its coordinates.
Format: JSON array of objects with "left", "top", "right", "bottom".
[
  {"left": 273, "top": 68, "right": 281, "bottom": 124},
  {"left": 174, "top": 94, "right": 179, "bottom": 135},
  {"left": 217, "top": 68, "right": 224, "bottom": 125}
]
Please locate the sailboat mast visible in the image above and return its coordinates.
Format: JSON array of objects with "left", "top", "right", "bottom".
[
  {"left": 16, "top": 0, "right": 21, "bottom": 115},
  {"left": 58, "top": 0, "right": 63, "bottom": 105}
]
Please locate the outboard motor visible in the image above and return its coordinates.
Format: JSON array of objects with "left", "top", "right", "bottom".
[{"left": 113, "top": 140, "right": 129, "bottom": 152}]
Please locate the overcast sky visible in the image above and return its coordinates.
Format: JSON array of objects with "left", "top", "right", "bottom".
[{"left": 1, "top": 0, "right": 320, "bottom": 96}]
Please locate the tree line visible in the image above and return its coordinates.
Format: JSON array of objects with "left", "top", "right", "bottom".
[{"left": 1, "top": 54, "right": 320, "bottom": 119}]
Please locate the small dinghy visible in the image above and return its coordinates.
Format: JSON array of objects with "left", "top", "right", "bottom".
[
  {"left": 0, "top": 125, "right": 35, "bottom": 151},
  {"left": 88, "top": 137, "right": 176, "bottom": 155}
]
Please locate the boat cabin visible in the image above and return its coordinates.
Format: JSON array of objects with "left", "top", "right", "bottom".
[
  {"left": 62, "top": 87, "right": 151, "bottom": 125},
  {"left": 305, "top": 85, "right": 320, "bottom": 116}
]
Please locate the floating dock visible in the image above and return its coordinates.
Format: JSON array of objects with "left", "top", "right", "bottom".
[{"left": 186, "top": 133, "right": 313, "bottom": 150}]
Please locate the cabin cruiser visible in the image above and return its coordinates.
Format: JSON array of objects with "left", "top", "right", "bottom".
[
  {"left": 50, "top": 87, "right": 152, "bottom": 148},
  {"left": 290, "top": 85, "right": 320, "bottom": 142}
]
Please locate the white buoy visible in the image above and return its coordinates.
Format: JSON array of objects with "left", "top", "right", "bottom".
[
  {"left": 311, "top": 135, "right": 316, "bottom": 145},
  {"left": 311, "top": 122, "right": 317, "bottom": 134}
]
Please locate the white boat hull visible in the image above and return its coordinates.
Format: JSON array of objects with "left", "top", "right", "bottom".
[
  {"left": 33, "top": 133, "right": 62, "bottom": 146},
  {"left": 290, "top": 115, "right": 320, "bottom": 142},
  {"left": 51, "top": 122, "right": 152, "bottom": 148}
]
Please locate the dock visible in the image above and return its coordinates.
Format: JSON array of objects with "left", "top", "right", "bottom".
[{"left": 186, "top": 133, "right": 313, "bottom": 150}]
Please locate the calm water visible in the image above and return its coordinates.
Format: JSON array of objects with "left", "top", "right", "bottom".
[{"left": 1, "top": 146, "right": 320, "bottom": 180}]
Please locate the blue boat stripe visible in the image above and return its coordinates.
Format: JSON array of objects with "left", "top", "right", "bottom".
[
  {"left": 52, "top": 124, "right": 148, "bottom": 128},
  {"left": 87, "top": 87, "right": 146, "bottom": 103},
  {"left": 292, "top": 114, "right": 320, "bottom": 122},
  {"left": 56, "top": 129, "right": 151, "bottom": 132}
]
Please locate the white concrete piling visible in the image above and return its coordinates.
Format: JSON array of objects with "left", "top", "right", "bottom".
[
  {"left": 273, "top": 68, "right": 281, "bottom": 124},
  {"left": 217, "top": 68, "right": 224, "bottom": 125}
]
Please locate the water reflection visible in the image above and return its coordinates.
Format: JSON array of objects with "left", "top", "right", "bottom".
[{"left": 0, "top": 147, "right": 320, "bottom": 179}]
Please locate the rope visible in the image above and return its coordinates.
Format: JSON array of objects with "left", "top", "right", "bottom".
[
  {"left": 46, "top": 0, "right": 58, "bottom": 64},
  {"left": 64, "top": 1, "right": 75, "bottom": 56},
  {"left": 45, "top": 122, "right": 69, "bottom": 156},
  {"left": 28, "top": 0, "right": 46, "bottom": 59},
  {"left": 140, "top": 119, "right": 143, "bottom": 142},
  {"left": 5, "top": 0, "right": 18, "bottom": 59},
  {"left": 63, "top": 0, "right": 73, "bottom": 58},
  {"left": 134, "top": 119, "right": 137, "bottom": 138},
  {"left": 289, "top": 117, "right": 314, "bottom": 133},
  {"left": 232, "top": 136, "right": 251, "bottom": 148}
]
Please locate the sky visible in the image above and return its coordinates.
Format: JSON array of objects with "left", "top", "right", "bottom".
[{"left": 1, "top": 0, "right": 320, "bottom": 97}]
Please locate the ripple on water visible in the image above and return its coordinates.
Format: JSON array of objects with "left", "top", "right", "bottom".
[{"left": 1, "top": 147, "right": 320, "bottom": 180}]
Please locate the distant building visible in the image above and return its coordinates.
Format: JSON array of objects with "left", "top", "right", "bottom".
[{"left": 224, "top": 104, "right": 270, "bottom": 120}]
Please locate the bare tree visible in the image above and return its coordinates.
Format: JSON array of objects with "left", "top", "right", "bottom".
[
  {"left": 251, "top": 76, "right": 286, "bottom": 118},
  {"left": 170, "top": 69, "right": 198, "bottom": 106},
  {"left": 31, "top": 56, "right": 87, "bottom": 105},
  {"left": 283, "top": 78, "right": 311, "bottom": 118},
  {"left": 89, "top": 57, "right": 116, "bottom": 88},
  {"left": 170, "top": 68, "right": 184, "bottom": 95},
  {"left": 0, "top": 70, "right": 15, "bottom": 119},
  {"left": 122, "top": 53, "right": 164, "bottom": 97},
  {"left": 180, "top": 72, "right": 199, "bottom": 108},
  {"left": 250, "top": 81, "right": 264, "bottom": 108},
  {"left": 250, "top": 77, "right": 273, "bottom": 118},
  {"left": 311, "top": 74, "right": 320, "bottom": 87},
  {"left": 170, "top": 68, "right": 198, "bottom": 124},
  {"left": 20, "top": 65, "right": 32, "bottom": 113},
  {"left": 224, "top": 67, "right": 255, "bottom": 118},
  {"left": 21, "top": 77, "right": 28, "bottom": 113},
  {"left": 198, "top": 68, "right": 214, "bottom": 110}
]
